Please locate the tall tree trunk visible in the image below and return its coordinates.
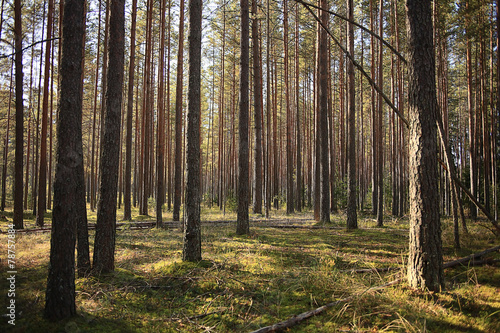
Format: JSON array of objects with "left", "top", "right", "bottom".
[
  {"left": 1, "top": 61, "right": 13, "bottom": 211},
  {"left": 406, "top": 0, "right": 444, "bottom": 292},
  {"left": 173, "top": 0, "right": 185, "bottom": 221},
  {"left": 346, "top": 0, "right": 357, "bottom": 229},
  {"left": 166, "top": 0, "right": 172, "bottom": 211},
  {"left": 156, "top": 0, "right": 167, "bottom": 226},
  {"left": 295, "top": 4, "right": 302, "bottom": 213},
  {"left": 252, "top": 0, "right": 263, "bottom": 215},
  {"left": 76, "top": 1, "right": 91, "bottom": 277},
  {"left": 140, "top": 0, "right": 153, "bottom": 216},
  {"left": 466, "top": 1, "right": 477, "bottom": 219},
  {"left": 370, "top": 0, "right": 378, "bottom": 217},
  {"left": 36, "top": 0, "right": 54, "bottom": 227},
  {"left": 13, "top": 0, "right": 23, "bottom": 230},
  {"left": 93, "top": 0, "right": 125, "bottom": 274},
  {"left": 124, "top": 0, "right": 137, "bottom": 221},
  {"left": 265, "top": 0, "right": 271, "bottom": 217},
  {"left": 376, "top": 0, "right": 384, "bottom": 227},
  {"left": 237, "top": 0, "right": 250, "bottom": 235},
  {"left": 284, "top": 0, "right": 294, "bottom": 214},
  {"left": 90, "top": 2, "right": 102, "bottom": 212},
  {"left": 44, "top": 0, "right": 86, "bottom": 319},
  {"left": 318, "top": 0, "right": 329, "bottom": 223},
  {"left": 183, "top": 0, "right": 203, "bottom": 260}
]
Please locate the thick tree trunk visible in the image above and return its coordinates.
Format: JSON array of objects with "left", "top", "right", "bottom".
[
  {"left": 183, "top": 0, "right": 203, "bottom": 261},
  {"left": 45, "top": 0, "right": 86, "bottom": 320},
  {"left": 406, "top": 0, "right": 444, "bottom": 292},
  {"left": 93, "top": 0, "right": 125, "bottom": 274}
]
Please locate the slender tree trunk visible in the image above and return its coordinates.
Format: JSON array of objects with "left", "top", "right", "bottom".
[
  {"left": 406, "top": 0, "right": 444, "bottom": 292},
  {"left": 156, "top": 0, "right": 167, "bottom": 226},
  {"left": 173, "top": 0, "right": 185, "bottom": 221},
  {"left": 183, "top": 0, "right": 203, "bottom": 260},
  {"left": 466, "top": 1, "right": 477, "bottom": 219},
  {"left": 44, "top": 0, "right": 86, "bottom": 319},
  {"left": 346, "top": 0, "right": 357, "bottom": 229},
  {"left": 90, "top": 2, "right": 102, "bottom": 212},
  {"left": 376, "top": 0, "right": 384, "bottom": 227},
  {"left": 237, "top": 0, "right": 250, "bottom": 235},
  {"left": 295, "top": 4, "right": 302, "bottom": 213},
  {"left": 284, "top": 0, "right": 294, "bottom": 214},
  {"left": 252, "top": 0, "right": 263, "bottom": 215},
  {"left": 265, "top": 0, "right": 271, "bottom": 217},
  {"left": 370, "top": 0, "right": 378, "bottom": 216},
  {"left": 166, "top": 0, "right": 172, "bottom": 211},
  {"left": 13, "top": 0, "right": 23, "bottom": 230},
  {"left": 123, "top": 0, "right": 137, "bottom": 221},
  {"left": 318, "top": 0, "right": 329, "bottom": 223},
  {"left": 1, "top": 61, "right": 13, "bottom": 211},
  {"left": 93, "top": 0, "right": 125, "bottom": 274},
  {"left": 36, "top": 0, "right": 55, "bottom": 227},
  {"left": 76, "top": 1, "right": 91, "bottom": 277}
]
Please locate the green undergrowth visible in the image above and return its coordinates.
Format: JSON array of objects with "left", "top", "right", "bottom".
[{"left": 0, "top": 209, "right": 499, "bottom": 332}]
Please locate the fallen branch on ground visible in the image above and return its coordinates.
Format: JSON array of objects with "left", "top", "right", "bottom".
[
  {"left": 443, "top": 245, "right": 500, "bottom": 269},
  {"left": 249, "top": 279, "right": 402, "bottom": 333}
]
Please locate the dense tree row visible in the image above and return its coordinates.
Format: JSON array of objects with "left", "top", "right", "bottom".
[{"left": 0, "top": 0, "right": 498, "bottom": 320}]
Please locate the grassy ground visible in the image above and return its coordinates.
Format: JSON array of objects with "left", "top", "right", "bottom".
[{"left": 0, "top": 205, "right": 499, "bottom": 332}]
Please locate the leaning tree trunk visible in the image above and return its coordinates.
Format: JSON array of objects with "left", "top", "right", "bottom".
[
  {"left": 406, "top": 0, "right": 444, "bottom": 292},
  {"left": 45, "top": 0, "right": 86, "bottom": 320},
  {"left": 93, "top": 0, "right": 125, "bottom": 274}
]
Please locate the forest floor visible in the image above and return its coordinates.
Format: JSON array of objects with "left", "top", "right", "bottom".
[{"left": 0, "top": 205, "right": 499, "bottom": 332}]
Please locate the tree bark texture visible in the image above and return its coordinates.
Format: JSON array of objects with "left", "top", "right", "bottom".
[
  {"left": 346, "top": 0, "right": 357, "bottom": 229},
  {"left": 124, "top": 0, "right": 137, "bottom": 221},
  {"left": 13, "top": 0, "right": 23, "bottom": 230},
  {"left": 237, "top": 0, "right": 250, "bottom": 235},
  {"left": 45, "top": 0, "right": 86, "bottom": 320},
  {"left": 173, "top": 0, "right": 185, "bottom": 221},
  {"left": 182, "top": 0, "right": 203, "bottom": 261},
  {"left": 318, "top": 0, "right": 330, "bottom": 223},
  {"left": 93, "top": 0, "right": 125, "bottom": 274},
  {"left": 406, "top": 0, "right": 444, "bottom": 292},
  {"left": 252, "top": 0, "right": 263, "bottom": 215}
]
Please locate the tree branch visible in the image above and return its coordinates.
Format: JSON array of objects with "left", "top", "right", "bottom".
[
  {"left": 294, "top": 0, "right": 407, "bottom": 65},
  {"left": 0, "top": 37, "right": 60, "bottom": 59},
  {"left": 300, "top": 2, "right": 409, "bottom": 129}
]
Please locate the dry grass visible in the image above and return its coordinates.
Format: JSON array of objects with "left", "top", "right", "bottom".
[{"left": 0, "top": 206, "right": 499, "bottom": 332}]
